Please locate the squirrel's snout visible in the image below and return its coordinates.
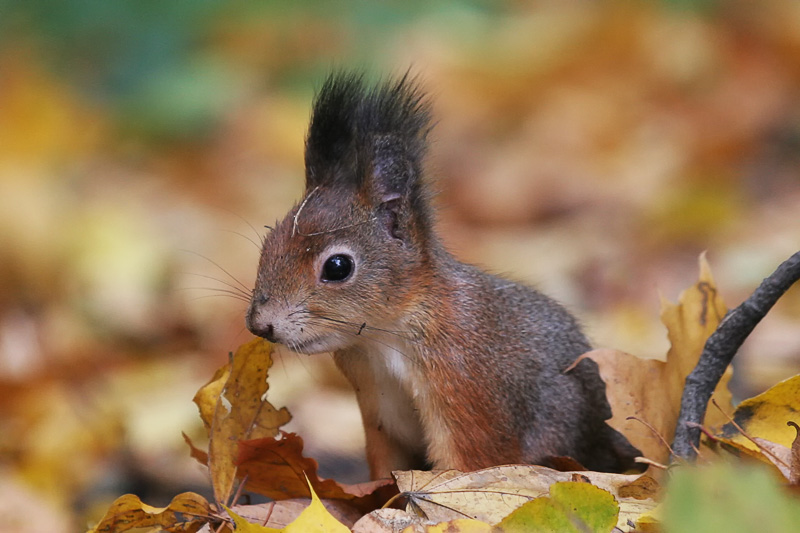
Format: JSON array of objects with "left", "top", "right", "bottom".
[
  {"left": 246, "top": 301, "right": 279, "bottom": 343},
  {"left": 249, "top": 321, "right": 276, "bottom": 342}
]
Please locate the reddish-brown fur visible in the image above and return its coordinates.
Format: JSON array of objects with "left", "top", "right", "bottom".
[{"left": 247, "top": 73, "right": 640, "bottom": 479}]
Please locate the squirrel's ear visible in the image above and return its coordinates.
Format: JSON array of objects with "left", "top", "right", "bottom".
[
  {"left": 369, "top": 139, "right": 429, "bottom": 241},
  {"left": 369, "top": 138, "right": 417, "bottom": 202},
  {"left": 304, "top": 71, "right": 432, "bottom": 216}
]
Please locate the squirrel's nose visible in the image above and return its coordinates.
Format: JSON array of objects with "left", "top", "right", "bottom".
[
  {"left": 250, "top": 322, "right": 277, "bottom": 343},
  {"left": 246, "top": 300, "right": 278, "bottom": 342}
]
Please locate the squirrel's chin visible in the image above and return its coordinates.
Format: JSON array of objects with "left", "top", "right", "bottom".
[{"left": 286, "top": 335, "right": 345, "bottom": 355}]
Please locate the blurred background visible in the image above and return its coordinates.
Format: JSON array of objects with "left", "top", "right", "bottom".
[{"left": 1, "top": 0, "right": 799, "bottom": 530}]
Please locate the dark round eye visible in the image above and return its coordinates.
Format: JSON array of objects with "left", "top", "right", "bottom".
[{"left": 321, "top": 254, "right": 354, "bottom": 282}]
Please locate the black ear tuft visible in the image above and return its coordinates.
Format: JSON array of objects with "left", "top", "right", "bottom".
[
  {"left": 304, "top": 72, "right": 365, "bottom": 188},
  {"left": 304, "top": 71, "right": 432, "bottom": 197}
]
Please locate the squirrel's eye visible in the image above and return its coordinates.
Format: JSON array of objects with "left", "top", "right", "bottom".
[{"left": 321, "top": 254, "right": 354, "bottom": 282}]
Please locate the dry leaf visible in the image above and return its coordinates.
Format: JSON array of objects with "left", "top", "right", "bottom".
[
  {"left": 577, "top": 254, "right": 733, "bottom": 464},
  {"left": 237, "top": 433, "right": 349, "bottom": 501},
  {"left": 352, "top": 508, "right": 426, "bottom": 533},
  {"left": 194, "top": 364, "right": 232, "bottom": 431},
  {"left": 226, "top": 507, "right": 272, "bottom": 533},
  {"left": 205, "top": 338, "right": 291, "bottom": 505},
  {"left": 237, "top": 432, "right": 396, "bottom": 512},
  {"left": 226, "top": 500, "right": 362, "bottom": 531},
  {"left": 789, "top": 421, "right": 800, "bottom": 486},
  {"left": 395, "top": 465, "right": 657, "bottom": 531},
  {"left": 751, "top": 437, "right": 793, "bottom": 481},
  {"left": 88, "top": 492, "right": 210, "bottom": 533},
  {"left": 402, "top": 519, "right": 493, "bottom": 533},
  {"left": 227, "top": 482, "right": 350, "bottom": 533},
  {"left": 183, "top": 432, "right": 209, "bottom": 466},
  {"left": 708, "top": 377, "right": 800, "bottom": 483},
  {"left": 716, "top": 374, "right": 800, "bottom": 452}
]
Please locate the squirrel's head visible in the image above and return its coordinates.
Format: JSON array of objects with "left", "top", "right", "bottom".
[{"left": 247, "top": 71, "right": 436, "bottom": 354}]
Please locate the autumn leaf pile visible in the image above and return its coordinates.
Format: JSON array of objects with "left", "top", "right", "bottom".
[{"left": 87, "top": 258, "right": 800, "bottom": 533}]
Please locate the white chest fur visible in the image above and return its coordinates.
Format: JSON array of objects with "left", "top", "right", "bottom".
[
  {"left": 366, "top": 337, "right": 455, "bottom": 468},
  {"left": 368, "top": 339, "right": 425, "bottom": 450}
]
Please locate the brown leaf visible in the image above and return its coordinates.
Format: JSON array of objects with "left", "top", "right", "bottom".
[
  {"left": 203, "top": 338, "right": 292, "bottom": 505},
  {"left": 183, "top": 432, "right": 209, "bottom": 466},
  {"left": 576, "top": 254, "right": 733, "bottom": 465},
  {"left": 749, "top": 437, "right": 793, "bottom": 480},
  {"left": 618, "top": 475, "right": 660, "bottom": 500},
  {"left": 788, "top": 421, "right": 800, "bottom": 486},
  {"left": 88, "top": 492, "right": 210, "bottom": 533},
  {"left": 237, "top": 432, "right": 397, "bottom": 513}
]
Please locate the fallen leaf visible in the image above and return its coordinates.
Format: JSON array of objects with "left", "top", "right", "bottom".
[
  {"left": 577, "top": 254, "right": 734, "bottom": 464},
  {"left": 194, "top": 364, "right": 232, "bottom": 431},
  {"left": 716, "top": 374, "right": 800, "bottom": 452},
  {"left": 713, "top": 418, "right": 800, "bottom": 485},
  {"left": 660, "top": 254, "right": 734, "bottom": 432},
  {"left": 352, "top": 508, "right": 424, "bottom": 533},
  {"left": 751, "top": 437, "right": 793, "bottom": 481},
  {"left": 227, "top": 507, "right": 273, "bottom": 533},
  {"left": 396, "top": 465, "right": 657, "bottom": 531},
  {"left": 88, "top": 492, "right": 210, "bottom": 533},
  {"left": 205, "top": 338, "right": 292, "bottom": 505},
  {"left": 226, "top": 481, "right": 350, "bottom": 533},
  {"left": 495, "top": 481, "right": 618, "bottom": 533},
  {"left": 617, "top": 475, "right": 660, "bottom": 500},
  {"left": 403, "top": 519, "right": 494, "bottom": 533},
  {"left": 789, "top": 421, "right": 800, "bottom": 485},
  {"left": 226, "top": 500, "right": 362, "bottom": 531},
  {"left": 237, "top": 432, "right": 396, "bottom": 512},
  {"left": 183, "top": 432, "right": 209, "bottom": 466}
]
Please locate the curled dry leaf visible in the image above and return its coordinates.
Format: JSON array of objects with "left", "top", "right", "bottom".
[
  {"left": 575, "top": 254, "right": 734, "bottom": 465},
  {"left": 751, "top": 437, "right": 793, "bottom": 481},
  {"left": 183, "top": 431, "right": 209, "bottom": 465},
  {"left": 395, "top": 465, "right": 657, "bottom": 531},
  {"left": 194, "top": 338, "right": 292, "bottom": 505},
  {"left": 790, "top": 421, "right": 800, "bottom": 486},
  {"left": 88, "top": 492, "right": 210, "bottom": 533}
]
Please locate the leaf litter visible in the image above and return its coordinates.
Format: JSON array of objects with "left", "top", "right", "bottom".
[{"left": 90, "top": 255, "right": 800, "bottom": 532}]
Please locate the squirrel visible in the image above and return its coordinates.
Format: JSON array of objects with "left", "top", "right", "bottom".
[{"left": 246, "top": 72, "right": 640, "bottom": 479}]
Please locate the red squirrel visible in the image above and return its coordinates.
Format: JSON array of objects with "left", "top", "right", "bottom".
[{"left": 246, "top": 72, "right": 640, "bottom": 479}]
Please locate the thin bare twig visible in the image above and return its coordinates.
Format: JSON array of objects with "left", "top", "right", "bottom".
[{"left": 672, "top": 251, "right": 800, "bottom": 461}]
